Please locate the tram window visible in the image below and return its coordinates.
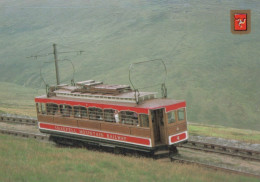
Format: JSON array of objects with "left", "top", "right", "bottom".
[
  {"left": 89, "top": 107, "right": 103, "bottom": 121},
  {"left": 167, "top": 111, "right": 176, "bottom": 124},
  {"left": 120, "top": 111, "right": 138, "bottom": 126},
  {"left": 74, "top": 106, "right": 81, "bottom": 118},
  {"left": 41, "top": 103, "right": 46, "bottom": 115},
  {"left": 177, "top": 108, "right": 185, "bottom": 121},
  {"left": 139, "top": 114, "right": 149, "bottom": 127},
  {"left": 60, "top": 105, "right": 72, "bottom": 117},
  {"left": 47, "top": 103, "right": 58, "bottom": 115},
  {"left": 36, "top": 103, "right": 40, "bottom": 113},
  {"left": 81, "top": 107, "right": 88, "bottom": 118},
  {"left": 89, "top": 108, "right": 95, "bottom": 120},
  {"left": 104, "top": 109, "right": 115, "bottom": 122},
  {"left": 74, "top": 106, "right": 88, "bottom": 118}
]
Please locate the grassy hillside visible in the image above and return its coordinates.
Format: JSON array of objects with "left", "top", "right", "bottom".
[
  {"left": 0, "top": 82, "right": 44, "bottom": 116},
  {"left": 0, "top": 0, "right": 260, "bottom": 130},
  {"left": 0, "top": 134, "right": 258, "bottom": 182}
]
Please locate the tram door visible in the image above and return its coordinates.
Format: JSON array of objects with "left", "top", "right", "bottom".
[{"left": 151, "top": 108, "right": 166, "bottom": 144}]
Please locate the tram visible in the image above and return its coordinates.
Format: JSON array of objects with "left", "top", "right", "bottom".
[{"left": 35, "top": 79, "right": 188, "bottom": 154}]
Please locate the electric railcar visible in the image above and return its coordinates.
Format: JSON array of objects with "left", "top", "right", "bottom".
[{"left": 35, "top": 80, "right": 188, "bottom": 154}]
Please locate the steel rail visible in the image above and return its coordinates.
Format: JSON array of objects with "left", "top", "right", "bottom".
[
  {"left": 0, "top": 128, "right": 49, "bottom": 141},
  {"left": 179, "top": 141, "right": 260, "bottom": 162},
  {"left": 171, "top": 156, "right": 260, "bottom": 179},
  {"left": 0, "top": 114, "right": 38, "bottom": 125}
]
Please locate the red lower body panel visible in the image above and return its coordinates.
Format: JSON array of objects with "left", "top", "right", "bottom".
[
  {"left": 168, "top": 131, "right": 188, "bottom": 145},
  {"left": 39, "top": 122, "right": 152, "bottom": 147}
]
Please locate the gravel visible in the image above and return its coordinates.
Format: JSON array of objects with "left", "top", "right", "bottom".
[{"left": 189, "top": 135, "right": 260, "bottom": 152}]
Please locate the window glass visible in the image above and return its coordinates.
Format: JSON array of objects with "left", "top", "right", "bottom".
[
  {"left": 60, "top": 105, "right": 72, "bottom": 117},
  {"left": 104, "top": 109, "right": 116, "bottom": 122},
  {"left": 74, "top": 106, "right": 81, "bottom": 118},
  {"left": 89, "top": 107, "right": 95, "bottom": 120},
  {"left": 81, "top": 107, "right": 88, "bottom": 118},
  {"left": 41, "top": 103, "right": 46, "bottom": 114},
  {"left": 167, "top": 111, "right": 176, "bottom": 124},
  {"left": 120, "top": 111, "right": 138, "bottom": 126},
  {"left": 47, "top": 103, "right": 58, "bottom": 115},
  {"left": 177, "top": 108, "right": 185, "bottom": 121},
  {"left": 151, "top": 113, "right": 155, "bottom": 123},
  {"left": 139, "top": 114, "right": 149, "bottom": 127},
  {"left": 74, "top": 106, "right": 88, "bottom": 118},
  {"left": 89, "top": 107, "right": 103, "bottom": 121},
  {"left": 96, "top": 108, "right": 103, "bottom": 120},
  {"left": 36, "top": 103, "right": 40, "bottom": 113}
]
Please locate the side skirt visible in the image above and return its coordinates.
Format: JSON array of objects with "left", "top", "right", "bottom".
[{"left": 42, "top": 129, "right": 154, "bottom": 153}]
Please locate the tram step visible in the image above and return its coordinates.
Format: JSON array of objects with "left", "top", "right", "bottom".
[
  {"left": 157, "top": 158, "right": 171, "bottom": 162},
  {"left": 154, "top": 150, "right": 169, "bottom": 156}
]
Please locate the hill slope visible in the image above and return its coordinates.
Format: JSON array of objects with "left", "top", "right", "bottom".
[{"left": 0, "top": 0, "right": 259, "bottom": 130}]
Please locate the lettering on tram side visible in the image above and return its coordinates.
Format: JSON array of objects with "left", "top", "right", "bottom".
[
  {"left": 79, "top": 129, "right": 105, "bottom": 138},
  {"left": 53, "top": 124, "right": 127, "bottom": 142},
  {"left": 55, "top": 125, "right": 77, "bottom": 133},
  {"left": 107, "top": 134, "right": 127, "bottom": 141}
]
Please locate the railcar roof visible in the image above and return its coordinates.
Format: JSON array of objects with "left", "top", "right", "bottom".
[
  {"left": 55, "top": 88, "right": 156, "bottom": 98},
  {"left": 35, "top": 95, "right": 185, "bottom": 110},
  {"left": 52, "top": 81, "right": 158, "bottom": 103}
]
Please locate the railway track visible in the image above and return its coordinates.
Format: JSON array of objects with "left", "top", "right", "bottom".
[
  {"left": 171, "top": 156, "right": 260, "bottom": 178},
  {"left": 179, "top": 140, "right": 260, "bottom": 162},
  {"left": 1, "top": 114, "right": 260, "bottom": 178},
  {"left": 0, "top": 114, "right": 37, "bottom": 125},
  {"left": 0, "top": 114, "right": 49, "bottom": 142},
  {"left": 0, "top": 128, "right": 49, "bottom": 142}
]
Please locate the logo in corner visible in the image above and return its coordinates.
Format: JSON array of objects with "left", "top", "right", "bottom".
[
  {"left": 230, "top": 10, "right": 251, "bottom": 34},
  {"left": 234, "top": 14, "right": 247, "bottom": 31}
]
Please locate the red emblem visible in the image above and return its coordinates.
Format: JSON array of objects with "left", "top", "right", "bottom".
[
  {"left": 234, "top": 14, "right": 247, "bottom": 31},
  {"left": 230, "top": 10, "right": 251, "bottom": 34}
]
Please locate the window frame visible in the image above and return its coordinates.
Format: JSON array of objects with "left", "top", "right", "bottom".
[
  {"left": 177, "top": 108, "right": 186, "bottom": 122},
  {"left": 104, "top": 109, "right": 116, "bottom": 122},
  {"left": 47, "top": 103, "right": 59, "bottom": 115},
  {"left": 167, "top": 108, "right": 186, "bottom": 124},
  {"left": 120, "top": 110, "right": 138, "bottom": 126},
  {"left": 73, "top": 106, "right": 81, "bottom": 118},
  {"left": 88, "top": 107, "right": 103, "bottom": 121},
  {"left": 60, "top": 104, "right": 72, "bottom": 117},
  {"left": 36, "top": 103, "right": 40, "bottom": 113},
  {"left": 80, "top": 106, "right": 88, "bottom": 118},
  {"left": 41, "top": 103, "right": 47, "bottom": 115},
  {"left": 167, "top": 110, "right": 177, "bottom": 124},
  {"left": 73, "top": 106, "right": 88, "bottom": 118},
  {"left": 139, "top": 114, "right": 149, "bottom": 127}
]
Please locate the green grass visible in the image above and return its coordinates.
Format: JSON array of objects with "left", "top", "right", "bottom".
[
  {"left": 0, "top": 81, "right": 45, "bottom": 116},
  {"left": 0, "top": 134, "right": 258, "bottom": 182},
  {"left": 0, "top": 1, "right": 260, "bottom": 131}
]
